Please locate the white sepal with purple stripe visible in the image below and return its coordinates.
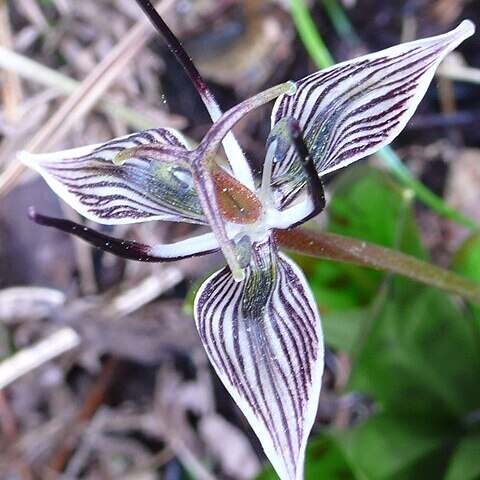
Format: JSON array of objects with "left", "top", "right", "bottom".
[
  {"left": 194, "top": 235, "right": 324, "bottom": 480},
  {"left": 19, "top": 128, "right": 206, "bottom": 225},
  {"left": 270, "top": 20, "right": 475, "bottom": 208}
]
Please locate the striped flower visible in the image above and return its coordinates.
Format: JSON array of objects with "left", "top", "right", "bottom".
[{"left": 20, "top": 19, "right": 474, "bottom": 480}]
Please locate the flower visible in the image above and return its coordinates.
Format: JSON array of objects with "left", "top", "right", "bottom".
[{"left": 20, "top": 16, "right": 474, "bottom": 480}]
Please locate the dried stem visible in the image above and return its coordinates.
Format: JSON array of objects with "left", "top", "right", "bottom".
[
  {"left": 0, "top": 328, "right": 80, "bottom": 390},
  {"left": 0, "top": 46, "right": 184, "bottom": 131},
  {"left": 0, "top": 0, "right": 175, "bottom": 199},
  {"left": 43, "top": 359, "right": 119, "bottom": 479},
  {"left": 275, "top": 228, "right": 480, "bottom": 305},
  {"left": 0, "top": 0, "right": 23, "bottom": 124}
]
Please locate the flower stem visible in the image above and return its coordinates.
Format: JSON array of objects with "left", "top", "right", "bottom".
[
  {"left": 275, "top": 228, "right": 480, "bottom": 305},
  {"left": 291, "top": 0, "right": 333, "bottom": 68}
]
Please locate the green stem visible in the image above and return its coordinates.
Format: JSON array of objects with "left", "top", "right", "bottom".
[
  {"left": 322, "top": 0, "right": 359, "bottom": 44},
  {"left": 290, "top": 0, "right": 479, "bottom": 231},
  {"left": 275, "top": 228, "right": 480, "bottom": 305},
  {"left": 291, "top": 0, "right": 333, "bottom": 68},
  {"left": 378, "top": 147, "right": 479, "bottom": 230}
]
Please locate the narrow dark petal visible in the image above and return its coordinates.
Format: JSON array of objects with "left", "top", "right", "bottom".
[
  {"left": 29, "top": 208, "right": 218, "bottom": 262},
  {"left": 134, "top": 0, "right": 210, "bottom": 99},
  {"left": 194, "top": 236, "right": 324, "bottom": 480},
  {"left": 270, "top": 21, "right": 475, "bottom": 208},
  {"left": 270, "top": 117, "right": 326, "bottom": 227},
  {"left": 133, "top": 0, "right": 254, "bottom": 188}
]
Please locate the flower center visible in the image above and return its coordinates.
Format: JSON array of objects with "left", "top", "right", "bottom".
[{"left": 212, "top": 166, "right": 262, "bottom": 224}]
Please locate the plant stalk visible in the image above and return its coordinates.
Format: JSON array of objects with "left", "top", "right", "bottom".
[{"left": 275, "top": 228, "right": 480, "bottom": 305}]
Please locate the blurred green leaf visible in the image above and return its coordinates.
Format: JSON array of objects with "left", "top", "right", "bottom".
[
  {"left": 321, "top": 307, "right": 368, "bottom": 351},
  {"left": 257, "top": 435, "right": 357, "bottom": 480},
  {"left": 302, "top": 165, "right": 426, "bottom": 352},
  {"left": 452, "top": 233, "right": 480, "bottom": 324},
  {"left": 326, "top": 166, "right": 424, "bottom": 257},
  {"left": 445, "top": 433, "right": 480, "bottom": 480},
  {"left": 336, "top": 273, "right": 480, "bottom": 479},
  {"left": 335, "top": 414, "right": 450, "bottom": 480},
  {"left": 350, "top": 280, "right": 480, "bottom": 418}
]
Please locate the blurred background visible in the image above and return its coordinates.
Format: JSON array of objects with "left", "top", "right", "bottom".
[{"left": 1, "top": 1, "right": 480, "bottom": 479}]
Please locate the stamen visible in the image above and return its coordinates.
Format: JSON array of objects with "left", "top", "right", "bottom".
[
  {"left": 266, "top": 115, "right": 296, "bottom": 163},
  {"left": 112, "top": 155, "right": 127, "bottom": 166},
  {"left": 233, "top": 234, "right": 252, "bottom": 269},
  {"left": 286, "top": 80, "right": 297, "bottom": 96},
  {"left": 265, "top": 117, "right": 325, "bottom": 227}
]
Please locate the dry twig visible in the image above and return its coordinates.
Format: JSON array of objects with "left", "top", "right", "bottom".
[
  {"left": 0, "top": 0, "right": 23, "bottom": 124},
  {"left": 0, "top": 0, "right": 176, "bottom": 199},
  {"left": 0, "top": 328, "right": 80, "bottom": 390}
]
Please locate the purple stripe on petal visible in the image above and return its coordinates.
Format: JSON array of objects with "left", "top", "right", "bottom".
[
  {"left": 194, "top": 235, "right": 324, "bottom": 480},
  {"left": 20, "top": 128, "right": 206, "bottom": 225},
  {"left": 270, "top": 21, "right": 475, "bottom": 209}
]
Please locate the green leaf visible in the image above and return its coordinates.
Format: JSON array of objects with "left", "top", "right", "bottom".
[
  {"left": 326, "top": 166, "right": 424, "bottom": 257},
  {"left": 257, "top": 435, "right": 357, "bottom": 480},
  {"left": 350, "top": 277, "right": 480, "bottom": 420},
  {"left": 445, "top": 434, "right": 480, "bottom": 480},
  {"left": 452, "top": 233, "right": 480, "bottom": 325},
  {"left": 321, "top": 308, "right": 368, "bottom": 352},
  {"left": 337, "top": 271, "right": 480, "bottom": 479},
  {"left": 335, "top": 414, "right": 450, "bottom": 480},
  {"left": 302, "top": 165, "right": 426, "bottom": 351},
  {"left": 309, "top": 258, "right": 379, "bottom": 311}
]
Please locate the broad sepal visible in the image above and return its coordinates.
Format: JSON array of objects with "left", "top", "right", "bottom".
[
  {"left": 19, "top": 129, "right": 206, "bottom": 225},
  {"left": 270, "top": 20, "right": 475, "bottom": 208},
  {"left": 194, "top": 235, "right": 324, "bottom": 480}
]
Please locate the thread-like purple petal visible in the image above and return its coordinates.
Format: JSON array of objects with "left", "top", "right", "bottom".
[
  {"left": 194, "top": 236, "right": 323, "bottom": 480},
  {"left": 29, "top": 208, "right": 219, "bottom": 262},
  {"left": 270, "top": 20, "right": 475, "bottom": 208},
  {"left": 20, "top": 128, "right": 206, "bottom": 225}
]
